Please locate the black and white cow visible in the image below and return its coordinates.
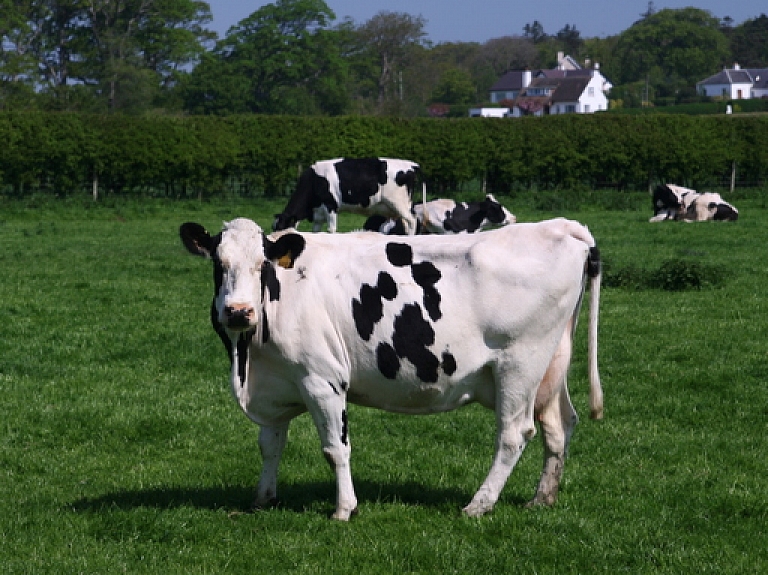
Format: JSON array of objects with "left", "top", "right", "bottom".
[
  {"left": 650, "top": 184, "right": 738, "bottom": 222},
  {"left": 363, "top": 194, "right": 515, "bottom": 236},
  {"left": 273, "top": 157, "right": 421, "bottom": 234},
  {"left": 180, "top": 217, "right": 602, "bottom": 520},
  {"left": 362, "top": 214, "right": 422, "bottom": 235},
  {"left": 414, "top": 194, "right": 516, "bottom": 234}
]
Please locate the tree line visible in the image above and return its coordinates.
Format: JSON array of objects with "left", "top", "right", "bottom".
[
  {"left": 1, "top": 0, "right": 767, "bottom": 116},
  {"left": 2, "top": 112, "right": 766, "bottom": 197}
]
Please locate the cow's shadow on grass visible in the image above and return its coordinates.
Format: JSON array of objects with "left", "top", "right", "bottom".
[{"left": 70, "top": 480, "right": 529, "bottom": 516}]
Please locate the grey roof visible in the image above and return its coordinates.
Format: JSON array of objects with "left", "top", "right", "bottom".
[
  {"left": 516, "top": 77, "right": 591, "bottom": 106},
  {"left": 489, "top": 70, "right": 539, "bottom": 91},
  {"left": 698, "top": 67, "right": 768, "bottom": 86},
  {"left": 538, "top": 69, "right": 593, "bottom": 79}
]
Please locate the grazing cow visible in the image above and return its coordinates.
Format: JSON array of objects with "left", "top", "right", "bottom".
[
  {"left": 414, "top": 194, "right": 516, "bottom": 234},
  {"left": 273, "top": 157, "right": 421, "bottom": 234},
  {"left": 180, "top": 217, "right": 602, "bottom": 520},
  {"left": 650, "top": 184, "right": 738, "bottom": 222}
]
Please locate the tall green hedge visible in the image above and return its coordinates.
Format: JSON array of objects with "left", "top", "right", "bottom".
[{"left": 0, "top": 112, "right": 765, "bottom": 198}]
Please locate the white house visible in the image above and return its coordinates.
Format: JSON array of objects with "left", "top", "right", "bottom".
[
  {"left": 697, "top": 64, "right": 768, "bottom": 99},
  {"left": 484, "top": 53, "right": 612, "bottom": 117}
]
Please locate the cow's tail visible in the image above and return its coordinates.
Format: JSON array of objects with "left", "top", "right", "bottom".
[{"left": 586, "top": 246, "right": 603, "bottom": 420}]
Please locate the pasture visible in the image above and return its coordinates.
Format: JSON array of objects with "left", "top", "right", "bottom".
[{"left": 1, "top": 190, "right": 766, "bottom": 574}]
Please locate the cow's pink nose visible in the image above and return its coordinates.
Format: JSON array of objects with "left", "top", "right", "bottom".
[{"left": 224, "top": 305, "right": 254, "bottom": 328}]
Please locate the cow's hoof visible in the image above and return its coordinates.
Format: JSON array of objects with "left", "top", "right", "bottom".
[
  {"left": 525, "top": 492, "right": 557, "bottom": 508},
  {"left": 331, "top": 507, "right": 358, "bottom": 521},
  {"left": 252, "top": 497, "right": 279, "bottom": 511},
  {"left": 462, "top": 502, "right": 493, "bottom": 517}
]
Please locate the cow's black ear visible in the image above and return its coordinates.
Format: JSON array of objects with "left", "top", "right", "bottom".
[
  {"left": 180, "top": 222, "right": 214, "bottom": 258},
  {"left": 265, "top": 232, "right": 306, "bottom": 269}
]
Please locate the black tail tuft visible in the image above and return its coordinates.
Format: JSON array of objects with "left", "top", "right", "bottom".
[{"left": 587, "top": 246, "right": 601, "bottom": 278}]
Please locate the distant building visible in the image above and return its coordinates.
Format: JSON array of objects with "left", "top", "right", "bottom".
[
  {"left": 484, "top": 52, "right": 612, "bottom": 117},
  {"left": 468, "top": 107, "right": 510, "bottom": 118},
  {"left": 696, "top": 64, "right": 768, "bottom": 99}
]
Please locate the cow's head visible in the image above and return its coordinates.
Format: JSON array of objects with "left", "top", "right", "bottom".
[
  {"left": 272, "top": 213, "right": 299, "bottom": 232},
  {"left": 483, "top": 194, "right": 517, "bottom": 226},
  {"left": 653, "top": 185, "right": 684, "bottom": 217},
  {"left": 181, "top": 218, "right": 305, "bottom": 336}
]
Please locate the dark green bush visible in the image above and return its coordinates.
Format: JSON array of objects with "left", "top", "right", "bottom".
[{"left": 604, "top": 257, "right": 726, "bottom": 291}]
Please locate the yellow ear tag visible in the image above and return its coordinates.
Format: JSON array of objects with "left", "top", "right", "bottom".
[{"left": 277, "top": 252, "right": 293, "bottom": 269}]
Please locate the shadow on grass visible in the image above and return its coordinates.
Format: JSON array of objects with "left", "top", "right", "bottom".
[{"left": 70, "top": 480, "right": 529, "bottom": 516}]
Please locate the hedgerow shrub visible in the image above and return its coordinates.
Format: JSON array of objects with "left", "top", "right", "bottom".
[{"left": 1, "top": 112, "right": 767, "bottom": 197}]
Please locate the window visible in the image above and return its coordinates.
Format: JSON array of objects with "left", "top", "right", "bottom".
[
  {"left": 588, "top": 87, "right": 595, "bottom": 96},
  {"left": 565, "top": 104, "right": 576, "bottom": 113}
]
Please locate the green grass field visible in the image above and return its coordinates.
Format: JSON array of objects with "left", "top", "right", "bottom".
[{"left": 1, "top": 191, "right": 766, "bottom": 574}]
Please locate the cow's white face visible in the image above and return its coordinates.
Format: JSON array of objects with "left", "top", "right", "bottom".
[
  {"left": 181, "top": 218, "right": 306, "bottom": 336},
  {"left": 214, "top": 219, "right": 267, "bottom": 331}
]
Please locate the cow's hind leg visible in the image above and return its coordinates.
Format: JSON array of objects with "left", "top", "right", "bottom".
[
  {"left": 254, "top": 423, "right": 289, "bottom": 509},
  {"left": 463, "top": 366, "right": 539, "bottom": 517},
  {"left": 529, "top": 323, "right": 578, "bottom": 507}
]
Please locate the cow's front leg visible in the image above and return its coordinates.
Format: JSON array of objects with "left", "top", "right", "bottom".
[
  {"left": 300, "top": 375, "right": 356, "bottom": 520},
  {"left": 254, "top": 423, "right": 289, "bottom": 509}
]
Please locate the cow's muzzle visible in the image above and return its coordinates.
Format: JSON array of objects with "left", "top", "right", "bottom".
[{"left": 223, "top": 304, "right": 255, "bottom": 330}]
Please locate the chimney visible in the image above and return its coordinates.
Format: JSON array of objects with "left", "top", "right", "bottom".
[
  {"left": 557, "top": 51, "right": 564, "bottom": 70},
  {"left": 522, "top": 68, "right": 532, "bottom": 88}
]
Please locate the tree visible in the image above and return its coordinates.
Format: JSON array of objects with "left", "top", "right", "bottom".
[
  {"left": 522, "top": 21, "right": 547, "bottom": 44},
  {"left": 555, "top": 24, "right": 583, "bottom": 58},
  {"left": 611, "top": 8, "right": 730, "bottom": 96},
  {"left": 728, "top": 14, "right": 768, "bottom": 68},
  {"left": 357, "top": 11, "right": 427, "bottom": 108},
  {"left": 476, "top": 36, "right": 538, "bottom": 76},
  {"left": 430, "top": 67, "right": 476, "bottom": 105},
  {"left": 183, "top": 0, "right": 350, "bottom": 115}
]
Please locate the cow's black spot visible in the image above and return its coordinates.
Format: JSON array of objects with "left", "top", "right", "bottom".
[
  {"left": 442, "top": 351, "right": 457, "bottom": 376},
  {"left": 392, "top": 303, "right": 440, "bottom": 383},
  {"left": 386, "top": 242, "right": 413, "bottom": 267},
  {"left": 341, "top": 409, "right": 349, "bottom": 446},
  {"left": 236, "top": 331, "right": 253, "bottom": 387},
  {"left": 411, "top": 261, "right": 442, "bottom": 321},
  {"left": 336, "top": 158, "right": 385, "bottom": 206},
  {"left": 377, "top": 271, "right": 398, "bottom": 300},
  {"left": 376, "top": 342, "right": 400, "bottom": 379},
  {"left": 353, "top": 285, "right": 383, "bottom": 341},
  {"left": 352, "top": 272, "right": 399, "bottom": 341},
  {"left": 261, "top": 310, "right": 270, "bottom": 344},
  {"left": 261, "top": 260, "right": 281, "bottom": 301}
]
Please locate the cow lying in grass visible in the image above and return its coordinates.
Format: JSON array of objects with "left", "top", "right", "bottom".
[
  {"left": 364, "top": 194, "right": 516, "bottom": 235},
  {"left": 650, "top": 184, "right": 738, "bottom": 222}
]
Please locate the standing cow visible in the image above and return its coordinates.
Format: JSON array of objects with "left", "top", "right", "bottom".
[
  {"left": 273, "top": 157, "right": 421, "bottom": 234},
  {"left": 650, "top": 184, "right": 738, "bottom": 222},
  {"left": 180, "top": 217, "right": 602, "bottom": 520}
]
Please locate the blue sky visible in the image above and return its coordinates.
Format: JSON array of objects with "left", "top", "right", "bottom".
[{"left": 204, "top": 1, "right": 766, "bottom": 43}]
